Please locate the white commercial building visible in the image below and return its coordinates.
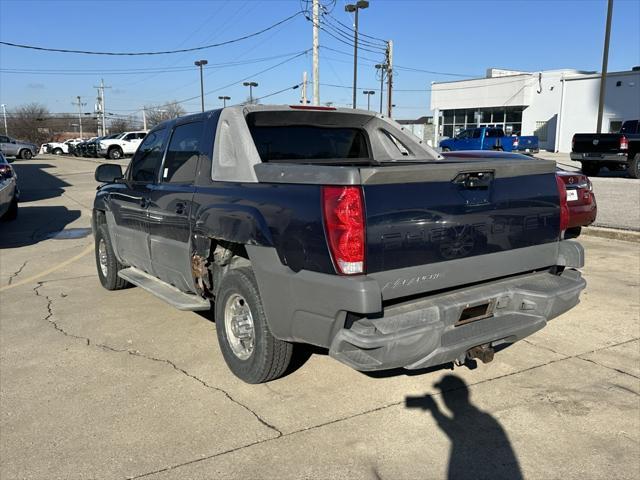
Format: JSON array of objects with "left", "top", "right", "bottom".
[{"left": 430, "top": 67, "right": 640, "bottom": 152}]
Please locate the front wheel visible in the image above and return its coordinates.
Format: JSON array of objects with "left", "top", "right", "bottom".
[
  {"left": 52, "top": 148, "right": 63, "bottom": 156},
  {"left": 108, "top": 147, "right": 123, "bottom": 160},
  {"left": 94, "top": 223, "right": 130, "bottom": 290},
  {"left": 581, "top": 162, "right": 600, "bottom": 176},
  {"left": 627, "top": 154, "right": 640, "bottom": 179},
  {"left": 20, "top": 149, "right": 33, "bottom": 160},
  {"left": 441, "top": 147, "right": 450, "bottom": 152},
  {"left": 215, "top": 267, "right": 292, "bottom": 383}
]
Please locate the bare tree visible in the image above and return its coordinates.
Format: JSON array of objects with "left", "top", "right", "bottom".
[
  {"left": 8, "top": 103, "right": 52, "bottom": 145},
  {"left": 110, "top": 117, "right": 133, "bottom": 133},
  {"left": 143, "top": 101, "right": 186, "bottom": 128}
]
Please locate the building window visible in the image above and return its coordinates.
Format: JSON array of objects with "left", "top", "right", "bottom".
[{"left": 535, "top": 121, "right": 548, "bottom": 142}]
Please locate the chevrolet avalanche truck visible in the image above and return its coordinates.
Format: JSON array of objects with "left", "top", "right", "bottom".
[{"left": 92, "top": 105, "right": 585, "bottom": 384}]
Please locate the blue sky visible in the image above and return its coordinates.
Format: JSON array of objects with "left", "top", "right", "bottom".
[{"left": 1, "top": 0, "right": 639, "bottom": 120}]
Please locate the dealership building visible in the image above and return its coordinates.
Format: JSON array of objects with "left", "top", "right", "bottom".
[{"left": 430, "top": 67, "right": 640, "bottom": 152}]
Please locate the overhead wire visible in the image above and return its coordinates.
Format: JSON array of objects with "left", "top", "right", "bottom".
[{"left": 0, "top": 11, "right": 303, "bottom": 56}]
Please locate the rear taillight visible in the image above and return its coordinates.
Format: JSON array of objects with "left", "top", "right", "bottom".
[
  {"left": 0, "top": 164, "right": 13, "bottom": 179},
  {"left": 620, "top": 136, "right": 629, "bottom": 150},
  {"left": 555, "top": 175, "right": 570, "bottom": 236},
  {"left": 322, "top": 186, "right": 365, "bottom": 275}
]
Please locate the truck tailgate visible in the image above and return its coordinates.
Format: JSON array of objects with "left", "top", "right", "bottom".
[
  {"left": 572, "top": 133, "right": 622, "bottom": 153},
  {"left": 362, "top": 157, "right": 560, "bottom": 299}
]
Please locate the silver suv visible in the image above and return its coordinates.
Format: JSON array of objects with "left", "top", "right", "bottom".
[{"left": 0, "top": 135, "right": 39, "bottom": 160}]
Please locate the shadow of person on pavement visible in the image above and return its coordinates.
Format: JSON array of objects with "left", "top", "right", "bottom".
[{"left": 406, "top": 375, "right": 523, "bottom": 480}]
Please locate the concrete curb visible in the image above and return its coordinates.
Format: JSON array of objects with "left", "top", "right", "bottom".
[{"left": 582, "top": 226, "right": 640, "bottom": 243}]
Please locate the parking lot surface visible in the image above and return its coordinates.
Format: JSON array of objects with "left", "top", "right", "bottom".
[{"left": 1, "top": 155, "right": 639, "bottom": 479}]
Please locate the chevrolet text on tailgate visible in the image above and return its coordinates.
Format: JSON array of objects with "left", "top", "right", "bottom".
[{"left": 92, "top": 105, "right": 586, "bottom": 384}]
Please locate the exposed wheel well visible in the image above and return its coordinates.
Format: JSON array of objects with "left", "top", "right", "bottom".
[{"left": 192, "top": 238, "right": 251, "bottom": 299}]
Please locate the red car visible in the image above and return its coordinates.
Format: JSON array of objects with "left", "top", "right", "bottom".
[{"left": 556, "top": 169, "right": 597, "bottom": 237}]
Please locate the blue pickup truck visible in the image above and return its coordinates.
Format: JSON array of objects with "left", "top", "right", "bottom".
[
  {"left": 92, "top": 105, "right": 583, "bottom": 383},
  {"left": 440, "top": 127, "right": 539, "bottom": 154}
]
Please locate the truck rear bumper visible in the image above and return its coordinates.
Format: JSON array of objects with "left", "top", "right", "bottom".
[
  {"left": 571, "top": 152, "right": 628, "bottom": 163},
  {"left": 329, "top": 268, "right": 585, "bottom": 371}
]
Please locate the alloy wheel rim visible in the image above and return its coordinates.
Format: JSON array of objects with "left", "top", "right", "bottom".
[
  {"left": 98, "top": 239, "right": 108, "bottom": 277},
  {"left": 224, "top": 293, "right": 255, "bottom": 360}
]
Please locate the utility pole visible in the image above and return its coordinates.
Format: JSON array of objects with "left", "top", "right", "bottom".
[
  {"left": 194, "top": 59, "right": 208, "bottom": 112},
  {"left": 596, "top": 0, "right": 614, "bottom": 133},
  {"left": 72, "top": 96, "right": 86, "bottom": 139},
  {"left": 375, "top": 64, "right": 386, "bottom": 114},
  {"left": 142, "top": 108, "right": 147, "bottom": 130},
  {"left": 94, "top": 78, "right": 111, "bottom": 136},
  {"left": 345, "top": 1, "right": 369, "bottom": 109},
  {"left": 386, "top": 40, "right": 394, "bottom": 118},
  {"left": 301, "top": 71, "right": 309, "bottom": 104},
  {"left": 312, "top": 0, "right": 320, "bottom": 105},
  {"left": 0, "top": 104, "right": 7, "bottom": 135}
]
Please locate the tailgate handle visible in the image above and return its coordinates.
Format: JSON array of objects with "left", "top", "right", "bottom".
[{"left": 453, "top": 171, "right": 494, "bottom": 189}]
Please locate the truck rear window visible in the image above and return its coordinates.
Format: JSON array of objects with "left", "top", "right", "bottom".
[{"left": 248, "top": 125, "right": 370, "bottom": 163}]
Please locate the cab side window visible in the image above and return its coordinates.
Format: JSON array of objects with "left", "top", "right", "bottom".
[
  {"left": 129, "top": 129, "right": 167, "bottom": 183},
  {"left": 161, "top": 122, "right": 203, "bottom": 184}
]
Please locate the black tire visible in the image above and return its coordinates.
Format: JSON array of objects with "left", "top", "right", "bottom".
[
  {"left": 565, "top": 227, "right": 582, "bottom": 239},
  {"left": 581, "top": 162, "right": 600, "bottom": 176},
  {"left": 20, "top": 149, "right": 33, "bottom": 160},
  {"left": 108, "top": 147, "right": 123, "bottom": 160},
  {"left": 2, "top": 196, "right": 18, "bottom": 221},
  {"left": 52, "top": 148, "right": 63, "bottom": 156},
  {"left": 94, "top": 223, "right": 130, "bottom": 290},
  {"left": 215, "top": 267, "right": 292, "bottom": 383},
  {"left": 627, "top": 154, "right": 640, "bottom": 179},
  {"left": 441, "top": 147, "right": 450, "bottom": 152}
]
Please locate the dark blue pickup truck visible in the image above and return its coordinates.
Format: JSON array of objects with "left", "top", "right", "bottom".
[
  {"left": 440, "top": 127, "right": 539, "bottom": 154},
  {"left": 93, "top": 105, "right": 584, "bottom": 383}
]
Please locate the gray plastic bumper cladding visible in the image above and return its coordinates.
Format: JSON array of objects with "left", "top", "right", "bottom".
[{"left": 246, "top": 241, "right": 585, "bottom": 372}]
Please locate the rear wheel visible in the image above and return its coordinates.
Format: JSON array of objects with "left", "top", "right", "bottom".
[
  {"left": 441, "top": 147, "right": 450, "bottom": 152},
  {"left": 215, "top": 267, "right": 292, "bottom": 383},
  {"left": 627, "top": 154, "right": 640, "bottom": 179},
  {"left": 52, "top": 148, "right": 63, "bottom": 155},
  {"left": 1, "top": 196, "right": 18, "bottom": 221},
  {"left": 94, "top": 223, "right": 130, "bottom": 290},
  {"left": 565, "top": 227, "right": 582, "bottom": 239},
  {"left": 581, "top": 162, "right": 600, "bottom": 176}
]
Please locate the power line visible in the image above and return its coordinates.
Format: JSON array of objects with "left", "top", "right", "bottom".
[
  {"left": 0, "top": 12, "right": 303, "bottom": 56},
  {"left": 0, "top": 50, "right": 311, "bottom": 76},
  {"left": 325, "top": 11, "right": 388, "bottom": 44}
]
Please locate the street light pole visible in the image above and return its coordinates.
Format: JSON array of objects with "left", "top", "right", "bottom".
[
  {"left": 243, "top": 81, "right": 258, "bottom": 104},
  {"left": 0, "top": 104, "right": 7, "bottom": 135},
  {"left": 218, "top": 96, "right": 231, "bottom": 108},
  {"left": 363, "top": 90, "right": 375, "bottom": 111},
  {"left": 194, "top": 60, "right": 208, "bottom": 113},
  {"left": 345, "top": 1, "right": 369, "bottom": 109}
]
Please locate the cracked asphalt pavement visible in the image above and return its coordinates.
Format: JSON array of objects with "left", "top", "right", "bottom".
[{"left": 1, "top": 155, "right": 639, "bottom": 479}]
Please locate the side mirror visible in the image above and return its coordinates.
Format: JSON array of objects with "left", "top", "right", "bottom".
[{"left": 95, "top": 163, "right": 123, "bottom": 183}]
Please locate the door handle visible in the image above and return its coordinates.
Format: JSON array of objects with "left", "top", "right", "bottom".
[{"left": 175, "top": 202, "right": 186, "bottom": 215}]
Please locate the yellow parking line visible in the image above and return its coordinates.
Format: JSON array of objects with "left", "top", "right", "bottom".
[{"left": 0, "top": 243, "right": 95, "bottom": 292}]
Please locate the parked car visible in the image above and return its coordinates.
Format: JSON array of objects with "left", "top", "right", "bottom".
[
  {"left": 97, "top": 131, "right": 147, "bottom": 159},
  {"left": 556, "top": 170, "right": 597, "bottom": 238},
  {"left": 44, "top": 138, "right": 84, "bottom": 155},
  {"left": 440, "top": 127, "right": 539, "bottom": 154},
  {"left": 0, "top": 135, "right": 39, "bottom": 160},
  {"left": 0, "top": 151, "right": 19, "bottom": 221},
  {"left": 571, "top": 120, "right": 640, "bottom": 178},
  {"left": 92, "top": 105, "right": 585, "bottom": 384}
]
